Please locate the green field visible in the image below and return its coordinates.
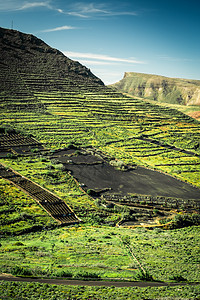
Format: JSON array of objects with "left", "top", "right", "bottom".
[
  {"left": 0, "top": 281, "right": 199, "bottom": 300},
  {"left": 1, "top": 225, "right": 200, "bottom": 282}
]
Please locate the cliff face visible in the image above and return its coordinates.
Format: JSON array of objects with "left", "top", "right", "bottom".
[{"left": 110, "top": 72, "right": 200, "bottom": 106}]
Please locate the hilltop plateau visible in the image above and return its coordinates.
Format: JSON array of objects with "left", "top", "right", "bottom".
[
  {"left": 0, "top": 27, "right": 200, "bottom": 298},
  {"left": 110, "top": 72, "right": 200, "bottom": 106}
]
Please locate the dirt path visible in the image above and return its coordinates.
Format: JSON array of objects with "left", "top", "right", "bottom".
[{"left": 0, "top": 275, "right": 197, "bottom": 288}]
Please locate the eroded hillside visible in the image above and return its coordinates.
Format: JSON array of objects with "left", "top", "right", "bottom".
[{"left": 110, "top": 72, "right": 200, "bottom": 106}]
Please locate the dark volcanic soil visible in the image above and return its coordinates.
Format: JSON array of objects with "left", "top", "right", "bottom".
[{"left": 56, "top": 150, "right": 200, "bottom": 200}]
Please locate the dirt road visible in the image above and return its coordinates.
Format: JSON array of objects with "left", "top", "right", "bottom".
[{"left": 0, "top": 275, "right": 196, "bottom": 288}]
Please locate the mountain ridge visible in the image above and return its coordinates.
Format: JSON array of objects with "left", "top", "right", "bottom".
[{"left": 110, "top": 72, "right": 200, "bottom": 106}]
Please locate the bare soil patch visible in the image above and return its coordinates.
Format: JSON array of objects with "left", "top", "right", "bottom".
[{"left": 55, "top": 149, "right": 200, "bottom": 200}]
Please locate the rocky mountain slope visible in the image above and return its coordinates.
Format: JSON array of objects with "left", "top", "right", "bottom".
[
  {"left": 0, "top": 27, "right": 104, "bottom": 91},
  {"left": 110, "top": 72, "right": 200, "bottom": 106}
]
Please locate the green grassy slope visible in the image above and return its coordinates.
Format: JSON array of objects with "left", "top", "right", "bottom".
[
  {"left": 1, "top": 225, "right": 200, "bottom": 282},
  {"left": 1, "top": 86, "right": 200, "bottom": 187}
]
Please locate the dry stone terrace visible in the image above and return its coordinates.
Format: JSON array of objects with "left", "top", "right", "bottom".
[
  {"left": 0, "top": 163, "right": 80, "bottom": 225},
  {"left": 0, "top": 130, "right": 43, "bottom": 157}
]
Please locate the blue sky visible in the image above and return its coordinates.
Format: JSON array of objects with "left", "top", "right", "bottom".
[{"left": 0, "top": 0, "right": 200, "bottom": 84}]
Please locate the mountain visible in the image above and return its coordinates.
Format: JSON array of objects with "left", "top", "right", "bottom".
[
  {"left": 110, "top": 72, "right": 200, "bottom": 106},
  {"left": 0, "top": 27, "right": 104, "bottom": 92}
]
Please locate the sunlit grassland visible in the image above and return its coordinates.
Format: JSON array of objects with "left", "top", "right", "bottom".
[
  {"left": 143, "top": 97, "right": 200, "bottom": 118},
  {"left": 0, "top": 282, "right": 199, "bottom": 300},
  {"left": 1, "top": 30, "right": 200, "bottom": 300},
  {"left": 0, "top": 225, "right": 199, "bottom": 283}
]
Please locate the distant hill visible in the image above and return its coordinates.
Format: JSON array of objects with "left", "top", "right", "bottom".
[{"left": 110, "top": 72, "right": 200, "bottom": 106}]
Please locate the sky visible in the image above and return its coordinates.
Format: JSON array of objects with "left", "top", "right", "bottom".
[{"left": 0, "top": 0, "right": 200, "bottom": 85}]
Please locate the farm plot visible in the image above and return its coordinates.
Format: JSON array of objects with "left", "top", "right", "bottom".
[
  {"left": 0, "top": 177, "right": 57, "bottom": 235},
  {"left": 55, "top": 148, "right": 200, "bottom": 203},
  {"left": 0, "top": 164, "right": 79, "bottom": 225},
  {"left": 0, "top": 130, "right": 43, "bottom": 156}
]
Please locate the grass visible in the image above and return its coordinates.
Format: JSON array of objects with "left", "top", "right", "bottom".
[
  {"left": 0, "top": 178, "right": 56, "bottom": 235},
  {"left": 0, "top": 225, "right": 199, "bottom": 283},
  {"left": 0, "top": 281, "right": 200, "bottom": 300},
  {"left": 0, "top": 156, "right": 102, "bottom": 222}
]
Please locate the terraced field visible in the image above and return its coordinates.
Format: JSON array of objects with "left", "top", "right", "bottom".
[
  {"left": 0, "top": 163, "right": 79, "bottom": 225},
  {"left": 1, "top": 29, "right": 200, "bottom": 299},
  {"left": 1, "top": 69, "right": 199, "bottom": 188},
  {"left": 0, "top": 27, "right": 200, "bottom": 227}
]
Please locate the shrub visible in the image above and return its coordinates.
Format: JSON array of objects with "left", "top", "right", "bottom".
[
  {"left": 13, "top": 242, "right": 24, "bottom": 246},
  {"left": 73, "top": 271, "right": 100, "bottom": 279},
  {"left": 54, "top": 163, "right": 65, "bottom": 171},
  {"left": 169, "top": 274, "right": 187, "bottom": 282},
  {"left": 12, "top": 266, "right": 32, "bottom": 276},
  {"left": 109, "top": 160, "right": 127, "bottom": 171},
  {"left": 169, "top": 213, "right": 200, "bottom": 229},
  {"left": 52, "top": 269, "right": 72, "bottom": 278},
  {"left": 136, "top": 270, "right": 154, "bottom": 281},
  {"left": 31, "top": 148, "right": 39, "bottom": 153}
]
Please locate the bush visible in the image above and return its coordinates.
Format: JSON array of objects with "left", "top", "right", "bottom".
[
  {"left": 12, "top": 266, "right": 32, "bottom": 276},
  {"left": 52, "top": 269, "right": 72, "bottom": 278},
  {"left": 13, "top": 242, "right": 24, "bottom": 246},
  {"left": 73, "top": 271, "right": 100, "bottom": 279},
  {"left": 109, "top": 160, "right": 127, "bottom": 171},
  {"left": 136, "top": 270, "right": 154, "bottom": 281},
  {"left": 54, "top": 163, "right": 65, "bottom": 171},
  {"left": 169, "top": 213, "right": 200, "bottom": 229},
  {"left": 31, "top": 148, "right": 39, "bottom": 153},
  {"left": 169, "top": 274, "right": 187, "bottom": 282}
]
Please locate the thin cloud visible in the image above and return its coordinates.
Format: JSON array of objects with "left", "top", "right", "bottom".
[
  {"left": 41, "top": 26, "right": 77, "bottom": 33},
  {"left": 18, "top": 2, "right": 51, "bottom": 10},
  {"left": 63, "top": 51, "right": 145, "bottom": 64},
  {"left": 0, "top": 0, "right": 63, "bottom": 13},
  {"left": 57, "top": 8, "right": 64, "bottom": 13},
  {"left": 0, "top": 1, "right": 138, "bottom": 17},
  {"left": 66, "top": 3, "right": 138, "bottom": 18},
  {"left": 158, "top": 55, "right": 193, "bottom": 62},
  {"left": 76, "top": 60, "right": 120, "bottom": 66},
  {"left": 0, "top": 0, "right": 23, "bottom": 11}
]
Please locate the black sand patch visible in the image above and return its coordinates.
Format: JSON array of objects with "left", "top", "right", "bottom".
[{"left": 57, "top": 150, "right": 200, "bottom": 200}]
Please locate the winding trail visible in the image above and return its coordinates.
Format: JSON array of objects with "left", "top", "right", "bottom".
[{"left": 0, "top": 275, "right": 198, "bottom": 288}]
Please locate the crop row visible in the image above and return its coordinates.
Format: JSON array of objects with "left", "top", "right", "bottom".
[{"left": 0, "top": 164, "right": 79, "bottom": 224}]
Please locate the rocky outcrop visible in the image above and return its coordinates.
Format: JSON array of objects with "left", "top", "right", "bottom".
[{"left": 110, "top": 72, "right": 200, "bottom": 105}]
